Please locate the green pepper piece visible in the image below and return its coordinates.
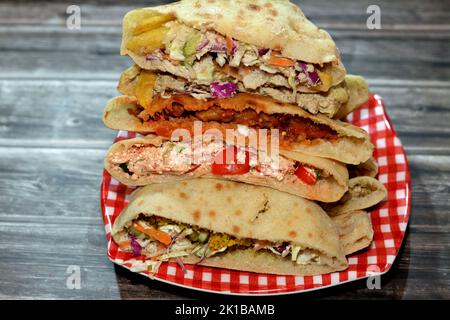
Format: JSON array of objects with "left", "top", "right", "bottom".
[
  {"left": 188, "top": 232, "right": 199, "bottom": 242},
  {"left": 184, "top": 54, "right": 196, "bottom": 66},
  {"left": 198, "top": 231, "right": 209, "bottom": 243},
  {"left": 128, "top": 228, "right": 142, "bottom": 237},
  {"left": 183, "top": 33, "right": 201, "bottom": 57}
]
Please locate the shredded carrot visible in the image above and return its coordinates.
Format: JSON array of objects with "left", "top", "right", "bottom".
[
  {"left": 162, "top": 53, "right": 180, "bottom": 65},
  {"left": 133, "top": 223, "right": 172, "bottom": 246},
  {"left": 117, "top": 240, "right": 131, "bottom": 249},
  {"left": 267, "top": 56, "right": 295, "bottom": 67},
  {"left": 243, "top": 67, "right": 252, "bottom": 75},
  {"left": 226, "top": 34, "right": 234, "bottom": 55}
]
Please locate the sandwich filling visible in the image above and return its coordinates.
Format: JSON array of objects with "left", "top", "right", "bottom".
[
  {"left": 114, "top": 214, "right": 335, "bottom": 267},
  {"left": 109, "top": 139, "right": 328, "bottom": 185},
  {"left": 120, "top": 67, "right": 349, "bottom": 117},
  {"left": 125, "top": 14, "right": 339, "bottom": 105},
  {"left": 122, "top": 94, "right": 342, "bottom": 148}
]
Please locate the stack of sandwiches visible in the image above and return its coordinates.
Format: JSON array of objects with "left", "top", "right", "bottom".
[{"left": 102, "top": 0, "right": 387, "bottom": 276}]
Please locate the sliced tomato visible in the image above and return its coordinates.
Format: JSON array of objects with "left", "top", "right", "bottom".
[
  {"left": 211, "top": 146, "right": 251, "bottom": 175},
  {"left": 294, "top": 164, "right": 317, "bottom": 185}
]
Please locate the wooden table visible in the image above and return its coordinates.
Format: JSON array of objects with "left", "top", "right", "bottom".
[{"left": 0, "top": 0, "right": 449, "bottom": 299}]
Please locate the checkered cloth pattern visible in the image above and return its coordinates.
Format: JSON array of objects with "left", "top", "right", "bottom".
[{"left": 100, "top": 94, "right": 411, "bottom": 295}]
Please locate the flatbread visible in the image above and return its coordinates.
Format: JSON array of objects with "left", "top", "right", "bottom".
[
  {"left": 103, "top": 95, "right": 374, "bottom": 165},
  {"left": 332, "top": 210, "right": 373, "bottom": 255},
  {"left": 323, "top": 176, "right": 387, "bottom": 216},
  {"left": 121, "top": 0, "right": 343, "bottom": 65},
  {"left": 349, "top": 157, "right": 378, "bottom": 178},
  {"left": 333, "top": 75, "right": 370, "bottom": 120},
  {"left": 104, "top": 134, "right": 349, "bottom": 202},
  {"left": 117, "top": 67, "right": 368, "bottom": 118},
  {"left": 111, "top": 179, "right": 348, "bottom": 276}
]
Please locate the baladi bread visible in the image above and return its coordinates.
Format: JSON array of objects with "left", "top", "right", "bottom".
[
  {"left": 323, "top": 176, "right": 387, "bottom": 216},
  {"left": 104, "top": 135, "right": 349, "bottom": 202},
  {"left": 332, "top": 210, "right": 373, "bottom": 255},
  {"left": 117, "top": 66, "right": 367, "bottom": 118},
  {"left": 103, "top": 95, "right": 374, "bottom": 165},
  {"left": 333, "top": 75, "right": 370, "bottom": 120},
  {"left": 121, "top": 0, "right": 344, "bottom": 65},
  {"left": 120, "top": 0, "right": 346, "bottom": 93},
  {"left": 349, "top": 157, "right": 378, "bottom": 178},
  {"left": 111, "top": 179, "right": 348, "bottom": 276}
]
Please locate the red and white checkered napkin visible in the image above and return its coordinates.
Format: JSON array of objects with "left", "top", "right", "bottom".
[{"left": 100, "top": 94, "right": 411, "bottom": 295}]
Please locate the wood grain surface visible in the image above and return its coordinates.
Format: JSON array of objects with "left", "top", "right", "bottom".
[{"left": 0, "top": 0, "right": 449, "bottom": 299}]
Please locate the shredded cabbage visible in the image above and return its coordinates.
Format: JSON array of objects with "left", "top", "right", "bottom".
[
  {"left": 208, "top": 37, "right": 227, "bottom": 53},
  {"left": 298, "top": 62, "right": 321, "bottom": 86},
  {"left": 193, "top": 56, "right": 214, "bottom": 80},
  {"left": 205, "top": 246, "right": 228, "bottom": 258},
  {"left": 291, "top": 246, "right": 301, "bottom": 261},
  {"left": 196, "top": 37, "right": 209, "bottom": 51},
  {"left": 175, "top": 257, "right": 187, "bottom": 274},
  {"left": 158, "top": 251, "right": 189, "bottom": 260},
  {"left": 258, "top": 48, "right": 270, "bottom": 56},
  {"left": 171, "top": 238, "right": 194, "bottom": 252},
  {"left": 129, "top": 235, "right": 142, "bottom": 257},
  {"left": 158, "top": 224, "right": 181, "bottom": 236},
  {"left": 210, "top": 82, "right": 237, "bottom": 98}
]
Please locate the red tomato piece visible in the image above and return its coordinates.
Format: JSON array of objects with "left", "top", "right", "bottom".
[
  {"left": 294, "top": 165, "right": 317, "bottom": 185},
  {"left": 211, "top": 146, "right": 251, "bottom": 175}
]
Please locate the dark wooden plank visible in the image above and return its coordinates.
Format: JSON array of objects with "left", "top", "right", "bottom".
[
  {"left": 1, "top": 80, "right": 449, "bottom": 154},
  {"left": 0, "top": 223, "right": 121, "bottom": 299},
  {"left": 377, "top": 85, "right": 450, "bottom": 155},
  {"left": 0, "top": 80, "right": 117, "bottom": 148},
  {"left": 1, "top": 0, "right": 449, "bottom": 27},
  {"left": 0, "top": 148, "right": 449, "bottom": 299},
  {"left": 0, "top": 148, "right": 105, "bottom": 219},
  {"left": 1, "top": 25, "right": 449, "bottom": 82}
]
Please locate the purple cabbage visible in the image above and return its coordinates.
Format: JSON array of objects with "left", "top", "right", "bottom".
[
  {"left": 274, "top": 242, "right": 289, "bottom": 254},
  {"left": 129, "top": 235, "right": 142, "bottom": 257},
  {"left": 173, "top": 89, "right": 192, "bottom": 94},
  {"left": 210, "top": 82, "right": 237, "bottom": 98},
  {"left": 145, "top": 54, "right": 159, "bottom": 61},
  {"left": 175, "top": 257, "right": 187, "bottom": 274},
  {"left": 258, "top": 48, "right": 270, "bottom": 56},
  {"left": 208, "top": 38, "right": 227, "bottom": 53},
  {"left": 298, "top": 62, "right": 321, "bottom": 86},
  {"left": 230, "top": 40, "right": 239, "bottom": 55},
  {"left": 196, "top": 37, "right": 210, "bottom": 51}
]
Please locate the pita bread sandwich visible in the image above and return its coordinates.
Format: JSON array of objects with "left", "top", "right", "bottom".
[
  {"left": 333, "top": 75, "right": 369, "bottom": 120},
  {"left": 111, "top": 179, "right": 348, "bottom": 276},
  {"left": 117, "top": 64, "right": 368, "bottom": 118},
  {"left": 103, "top": 95, "right": 373, "bottom": 165},
  {"left": 322, "top": 176, "right": 388, "bottom": 216},
  {"left": 104, "top": 134, "right": 349, "bottom": 202},
  {"left": 119, "top": 0, "right": 350, "bottom": 116},
  {"left": 349, "top": 157, "right": 379, "bottom": 178},
  {"left": 332, "top": 210, "right": 373, "bottom": 255}
]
